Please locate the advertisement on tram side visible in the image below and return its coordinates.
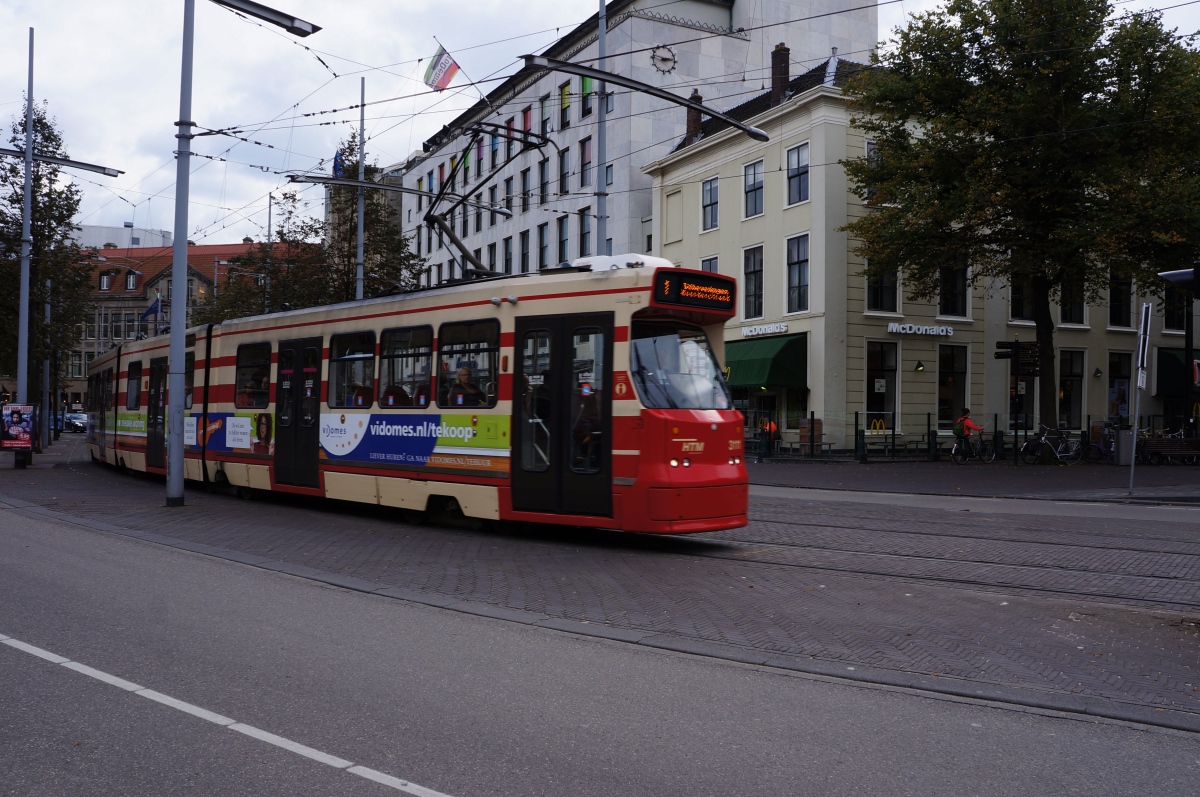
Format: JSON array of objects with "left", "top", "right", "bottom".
[
  {"left": 113, "top": 412, "right": 147, "bottom": 447},
  {"left": 192, "top": 412, "right": 274, "bottom": 456},
  {"left": 318, "top": 412, "right": 509, "bottom": 476}
]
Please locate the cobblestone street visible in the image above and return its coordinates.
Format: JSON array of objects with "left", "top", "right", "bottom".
[{"left": 3, "top": 437, "right": 1199, "bottom": 732}]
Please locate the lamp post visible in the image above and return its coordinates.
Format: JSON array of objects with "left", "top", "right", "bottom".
[{"left": 165, "top": 0, "right": 318, "bottom": 506}]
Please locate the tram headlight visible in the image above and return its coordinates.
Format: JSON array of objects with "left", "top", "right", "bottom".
[
  {"left": 682, "top": 458, "right": 691, "bottom": 468},
  {"left": 669, "top": 458, "right": 679, "bottom": 467},
  {"left": 729, "top": 456, "right": 742, "bottom": 465}
]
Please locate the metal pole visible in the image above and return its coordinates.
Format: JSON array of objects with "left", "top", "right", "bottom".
[
  {"left": 42, "top": 278, "right": 51, "bottom": 449},
  {"left": 17, "top": 29, "right": 34, "bottom": 406},
  {"left": 356, "top": 76, "right": 365, "bottom": 301},
  {"left": 265, "top": 192, "right": 272, "bottom": 312},
  {"left": 596, "top": 0, "right": 608, "bottom": 255},
  {"left": 166, "top": 0, "right": 196, "bottom": 507},
  {"left": 1186, "top": 291, "right": 1195, "bottom": 437}
]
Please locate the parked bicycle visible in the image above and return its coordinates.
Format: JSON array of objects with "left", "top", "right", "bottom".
[
  {"left": 1083, "top": 424, "right": 1116, "bottom": 464},
  {"left": 1020, "top": 424, "right": 1082, "bottom": 465},
  {"left": 952, "top": 430, "right": 996, "bottom": 464}
]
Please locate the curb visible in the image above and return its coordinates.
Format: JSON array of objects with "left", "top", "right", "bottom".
[
  {"left": 747, "top": 478, "right": 1200, "bottom": 507},
  {"left": 4, "top": 491, "right": 1198, "bottom": 735}
]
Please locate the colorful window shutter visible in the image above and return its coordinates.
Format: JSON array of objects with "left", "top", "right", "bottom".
[
  {"left": 582, "top": 76, "right": 593, "bottom": 96},
  {"left": 561, "top": 83, "right": 570, "bottom": 109}
]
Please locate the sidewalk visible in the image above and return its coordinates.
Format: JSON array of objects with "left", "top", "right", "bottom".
[{"left": 747, "top": 458, "right": 1200, "bottom": 503}]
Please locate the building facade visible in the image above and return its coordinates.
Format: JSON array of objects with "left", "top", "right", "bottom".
[
  {"left": 388, "top": 0, "right": 877, "bottom": 284},
  {"left": 75, "top": 224, "right": 173, "bottom": 249},
  {"left": 647, "top": 55, "right": 1199, "bottom": 449}
]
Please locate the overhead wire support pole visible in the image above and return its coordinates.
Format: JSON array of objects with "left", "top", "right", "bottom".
[
  {"left": 17, "top": 29, "right": 34, "bottom": 428},
  {"left": 356, "top": 77, "right": 365, "bottom": 301},
  {"left": 166, "top": 0, "right": 319, "bottom": 507},
  {"left": 596, "top": 0, "right": 608, "bottom": 255},
  {"left": 521, "top": 54, "right": 770, "bottom": 143}
]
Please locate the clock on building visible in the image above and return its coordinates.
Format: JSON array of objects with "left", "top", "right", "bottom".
[{"left": 650, "top": 45, "right": 677, "bottom": 74}]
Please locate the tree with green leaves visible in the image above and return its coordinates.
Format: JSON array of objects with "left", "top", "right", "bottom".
[
  {"left": 195, "top": 134, "right": 424, "bottom": 324},
  {"left": 0, "top": 99, "right": 91, "bottom": 409},
  {"left": 842, "top": 0, "right": 1200, "bottom": 430}
]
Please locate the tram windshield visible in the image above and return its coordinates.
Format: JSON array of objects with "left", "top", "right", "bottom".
[{"left": 630, "top": 321, "right": 731, "bottom": 410}]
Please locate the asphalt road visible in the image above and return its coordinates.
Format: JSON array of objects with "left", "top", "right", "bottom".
[{"left": 3, "top": 505, "right": 1199, "bottom": 796}]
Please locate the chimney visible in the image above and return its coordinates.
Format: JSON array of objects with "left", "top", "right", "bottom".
[
  {"left": 824, "top": 47, "right": 840, "bottom": 87},
  {"left": 243, "top": 236, "right": 253, "bottom": 244},
  {"left": 686, "top": 90, "right": 704, "bottom": 146},
  {"left": 771, "top": 42, "right": 790, "bottom": 107}
]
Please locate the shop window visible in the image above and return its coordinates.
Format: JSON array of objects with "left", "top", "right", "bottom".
[
  {"left": 438, "top": 320, "right": 499, "bottom": 408},
  {"left": 939, "top": 265, "right": 968, "bottom": 317},
  {"left": 1010, "top": 278, "right": 1034, "bottom": 321},
  {"left": 380, "top": 326, "right": 433, "bottom": 408},
  {"left": 1107, "top": 351, "right": 1132, "bottom": 422},
  {"left": 235, "top": 343, "right": 271, "bottom": 408},
  {"left": 1060, "top": 281, "right": 1085, "bottom": 325},
  {"left": 866, "top": 342, "right": 897, "bottom": 423},
  {"left": 126, "top": 361, "right": 142, "bottom": 410},
  {"left": 702, "top": 177, "right": 719, "bottom": 231},
  {"left": 787, "top": 235, "right": 809, "bottom": 313},
  {"left": 867, "top": 268, "right": 898, "bottom": 313},
  {"left": 785, "top": 387, "right": 808, "bottom": 429},
  {"left": 1059, "top": 350, "right": 1084, "bottom": 429},
  {"left": 1164, "top": 285, "right": 1187, "bottom": 330},
  {"left": 744, "top": 160, "right": 764, "bottom": 218},
  {"left": 328, "top": 332, "right": 376, "bottom": 409},
  {"left": 937, "top": 344, "right": 967, "bottom": 430},
  {"left": 1009, "top": 361, "right": 1035, "bottom": 431},
  {"left": 1109, "top": 275, "right": 1132, "bottom": 328},
  {"left": 743, "top": 246, "right": 764, "bottom": 319},
  {"left": 787, "top": 143, "right": 809, "bottom": 205}
]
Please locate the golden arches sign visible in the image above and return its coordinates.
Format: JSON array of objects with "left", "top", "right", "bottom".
[{"left": 868, "top": 418, "right": 888, "bottom": 434}]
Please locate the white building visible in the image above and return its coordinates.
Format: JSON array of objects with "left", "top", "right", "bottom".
[
  {"left": 75, "top": 224, "right": 173, "bottom": 250},
  {"left": 388, "top": 0, "right": 877, "bottom": 282}
]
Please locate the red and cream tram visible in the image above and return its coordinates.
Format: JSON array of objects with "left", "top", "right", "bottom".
[{"left": 86, "top": 255, "right": 747, "bottom": 533}]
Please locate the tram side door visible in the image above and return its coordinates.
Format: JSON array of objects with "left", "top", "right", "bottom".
[
  {"left": 512, "top": 313, "right": 613, "bottom": 517},
  {"left": 274, "top": 338, "right": 323, "bottom": 488},
  {"left": 146, "top": 357, "right": 168, "bottom": 469}
]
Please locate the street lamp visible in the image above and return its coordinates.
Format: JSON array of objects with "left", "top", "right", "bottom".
[{"left": 165, "top": 0, "right": 319, "bottom": 506}]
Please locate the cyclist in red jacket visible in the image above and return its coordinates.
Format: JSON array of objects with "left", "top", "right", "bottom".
[{"left": 954, "top": 408, "right": 984, "bottom": 447}]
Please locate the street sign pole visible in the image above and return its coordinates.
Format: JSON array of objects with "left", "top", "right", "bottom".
[{"left": 1129, "top": 302, "right": 1153, "bottom": 495}]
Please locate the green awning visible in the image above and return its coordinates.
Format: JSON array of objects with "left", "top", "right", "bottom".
[{"left": 724, "top": 333, "right": 807, "bottom": 389}]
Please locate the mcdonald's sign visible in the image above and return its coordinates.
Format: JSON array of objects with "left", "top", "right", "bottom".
[
  {"left": 868, "top": 418, "right": 888, "bottom": 434},
  {"left": 1193, "top": 401, "right": 1200, "bottom": 420}
]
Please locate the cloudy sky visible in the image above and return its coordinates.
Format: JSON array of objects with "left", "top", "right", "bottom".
[{"left": 2, "top": 0, "right": 1197, "bottom": 245}]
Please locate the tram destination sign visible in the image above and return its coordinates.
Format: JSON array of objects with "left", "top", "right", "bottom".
[{"left": 653, "top": 270, "right": 735, "bottom": 312}]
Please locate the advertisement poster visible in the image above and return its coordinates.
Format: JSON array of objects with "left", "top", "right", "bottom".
[
  {"left": 202, "top": 412, "right": 274, "bottom": 456},
  {"left": 1108, "top": 379, "right": 1129, "bottom": 419},
  {"left": 319, "top": 412, "right": 509, "bottom": 476},
  {"left": 1, "top": 405, "right": 35, "bottom": 450}
]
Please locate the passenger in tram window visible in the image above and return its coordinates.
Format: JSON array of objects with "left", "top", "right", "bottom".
[
  {"left": 380, "top": 383, "right": 412, "bottom": 407},
  {"left": 252, "top": 413, "right": 273, "bottom": 455},
  {"left": 447, "top": 366, "right": 486, "bottom": 407},
  {"left": 236, "top": 379, "right": 257, "bottom": 408}
]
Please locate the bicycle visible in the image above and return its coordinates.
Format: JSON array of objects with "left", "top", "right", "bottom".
[
  {"left": 1083, "top": 425, "right": 1116, "bottom": 464},
  {"left": 952, "top": 431, "right": 996, "bottom": 464},
  {"left": 1020, "top": 424, "right": 1082, "bottom": 465}
]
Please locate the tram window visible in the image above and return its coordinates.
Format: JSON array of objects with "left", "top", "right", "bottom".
[
  {"left": 300, "top": 347, "right": 320, "bottom": 427},
  {"left": 379, "top": 326, "right": 433, "bottom": 408},
  {"left": 184, "top": 352, "right": 195, "bottom": 410},
  {"left": 126, "top": 362, "right": 142, "bottom": 410},
  {"left": 520, "top": 330, "right": 552, "bottom": 472},
  {"left": 437, "top": 320, "right": 499, "bottom": 408},
  {"left": 630, "top": 321, "right": 732, "bottom": 410},
  {"left": 235, "top": 343, "right": 272, "bottom": 408},
  {"left": 277, "top": 350, "right": 295, "bottom": 427},
  {"left": 570, "top": 328, "right": 604, "bottom": 474},
  {"left": 329, "top": 331, "right": 376, "bottom": 409}
]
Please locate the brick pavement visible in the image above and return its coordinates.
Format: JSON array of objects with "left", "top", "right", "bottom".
[{"left": 3, "top": 437, "right": 1199, "bottom": 730}]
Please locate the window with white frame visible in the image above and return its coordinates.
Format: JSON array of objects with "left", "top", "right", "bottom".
[
  {"left": 701, "top": 257, "right": 718, "bottom": 273},
  {"left": 701, "top": 177, "right": 718, "bottom": 231},
  {"left": 744, "top": 246, "right": 764, "bottom": 318},
  {"left": 787, "top": 143, "right": 809, "bottom": 205},
  {"left": 744, "top": 161, "right": 764, "bottom": 217},
  {"left": 939, "top": 265, "right": 968, "bottom": 317},
  {"left": 867, "top": 268, "right": 898, "bottom": 313},
  {"left": 786, "top": 235, "right": 809, "bottom": 313}
]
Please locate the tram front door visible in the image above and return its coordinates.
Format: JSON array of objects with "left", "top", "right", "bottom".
[
  {"left": 146, "top": 357, "right": 168, "bottom": 470},
  {"left": 275, "top": 337, "right": 322, "bottom": 487},
  {"left": 512, "top": 313, "right": 613, "bottom": 517}
]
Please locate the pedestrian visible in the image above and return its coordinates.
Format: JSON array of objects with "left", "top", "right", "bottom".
[{"left": 954, "top": 407, "right": 984, "bottom": 453}]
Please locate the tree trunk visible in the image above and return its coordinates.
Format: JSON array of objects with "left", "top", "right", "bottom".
[{"left": 1032, "top": 274, "right": 1058, "bottom": 458}]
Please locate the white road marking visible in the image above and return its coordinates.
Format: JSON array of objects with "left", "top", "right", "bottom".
[
  {"left": 230, "top": 723, "right": 353, "bottom": 768},
  {"left": 1, "top": 633, "right": 452, "bottom": 795},
  {"left": 62, "top": 661, "right": 142, "bottom": 691},
  {"left": 3, "top": 638, "right": 70, "bottom": 664},
  {"left": 141, "top": 689, "right": 236, "bottom": 726}
]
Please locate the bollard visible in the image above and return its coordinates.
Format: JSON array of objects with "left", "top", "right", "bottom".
[
  {"left": 855, "top": 428, "right": 868, "bottom": 463},
  {"left": 757, "top": 426, "right": 770, "bottom": 463}
]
